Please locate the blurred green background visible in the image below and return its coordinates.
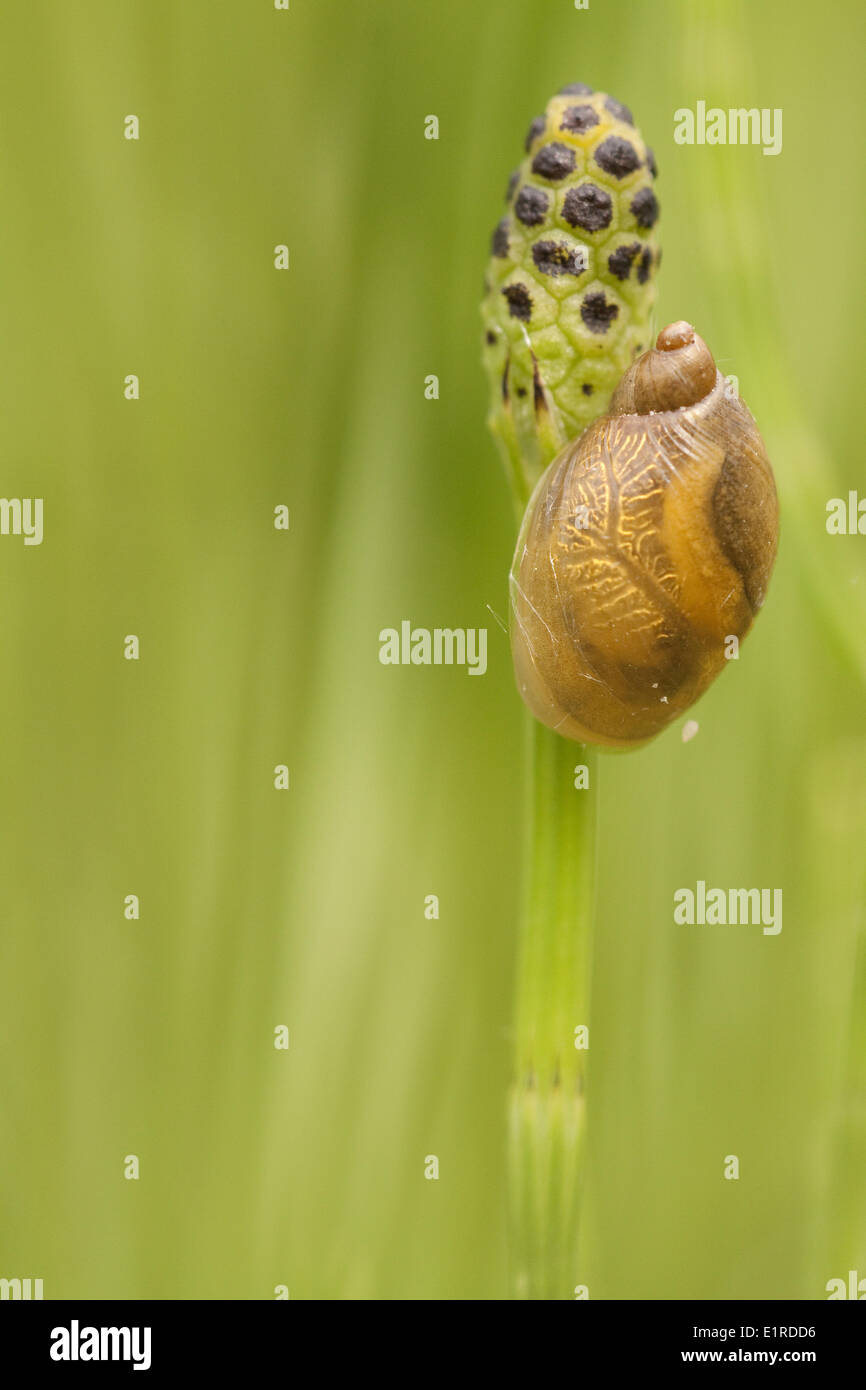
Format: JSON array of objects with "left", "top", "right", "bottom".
[{"left": 0, "top": 0, "right": 863, "bottom": 1300}]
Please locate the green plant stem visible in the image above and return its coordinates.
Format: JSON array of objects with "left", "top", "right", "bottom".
[{"left": 509, "top": 719, "right": 598, "bottom": 1299}]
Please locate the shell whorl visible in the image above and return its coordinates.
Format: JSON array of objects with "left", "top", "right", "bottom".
[{"left": 609, "top": 321, "right": 717, "bottom": 416}]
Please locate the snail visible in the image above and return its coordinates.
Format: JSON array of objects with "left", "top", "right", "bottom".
[{"left": 508, "top": 321, "right": 779, "bottom": 748}]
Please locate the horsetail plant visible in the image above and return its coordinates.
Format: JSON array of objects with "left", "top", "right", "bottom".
[
  {"left": 482, "top": 83, "right": 660, "bottom": 517},
  {"left": 482, "top": 82, "right": 661, "bottom": 1299}
]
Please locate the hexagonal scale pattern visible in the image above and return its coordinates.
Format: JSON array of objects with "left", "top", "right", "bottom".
[{"left": 481, "top": 84, "right": 660, "bottom": 489}]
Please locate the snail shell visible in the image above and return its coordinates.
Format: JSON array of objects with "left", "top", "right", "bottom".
[{"left": 509, "top": 322, "right": 779, "bottom": 748}]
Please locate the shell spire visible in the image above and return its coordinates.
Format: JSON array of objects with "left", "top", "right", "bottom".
[{"left": 609, "top": 322, "right": 717, "bottom": 415}]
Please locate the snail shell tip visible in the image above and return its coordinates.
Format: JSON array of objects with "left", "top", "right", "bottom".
[
  {"left": 615, "top": 319, "right": 717, "bottom": 415},
  {"left": 656, "top": 320, "right": 696, "bottom": 352}
]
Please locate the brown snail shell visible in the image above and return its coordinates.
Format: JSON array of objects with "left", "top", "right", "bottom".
[{"left": 509, "top": 322, "right": 779, "bottom": 748}]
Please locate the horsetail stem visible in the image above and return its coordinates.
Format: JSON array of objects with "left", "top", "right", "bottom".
[
  {"left": 509, "top": 723, "right": 597, "bottom": 1299},
  {"left": 481, "top": 82, "right": 660, "bottom": 1297}
]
